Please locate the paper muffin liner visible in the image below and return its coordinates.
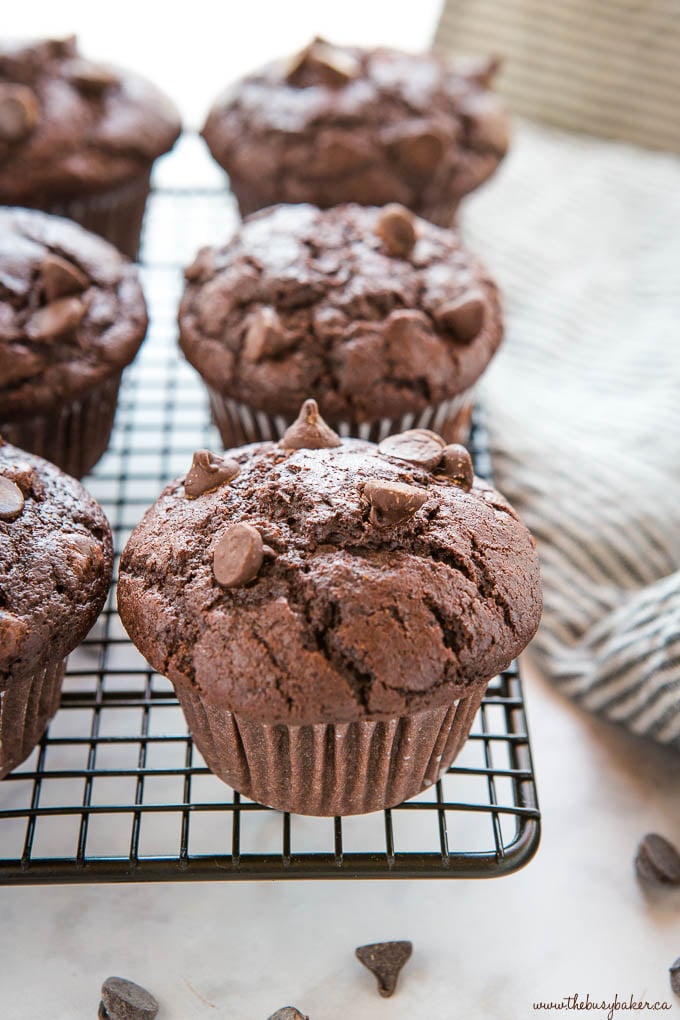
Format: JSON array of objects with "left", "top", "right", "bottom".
[
  {"left": 0, "top": 371, "right": 122, "bottom": 479},
  {"left": 0, "top": 658, "right": 65, "bottom": 780},
  {"left": 226, "top": 171, "right": 463, "bottom": 230},
  {"left": 39, "top": 171, "right": 152, "bottom": 260},
  {"left": 207, "top": 388, "right": 475, "bottom": 450},
  {"left": 177, "top": 683, "right": 487, "bottom": 816}
]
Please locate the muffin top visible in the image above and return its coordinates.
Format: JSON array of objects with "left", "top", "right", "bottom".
[
  {"left": 201, "top": 39, "right": 509, "bottom": 212},
  {"left": 179, "top": 203, "right": 503, "bottom": 421},
  {"left": 118, "top": 402, "right": 541, "bottom": 725},
  {"left": 0, "top": 439, "right": 113, "bottom": 683},
  {"left": 0, "top": 36, "right": 181, "bottom": 203},
  {"left": 0, "top": 207, "right": 148, "bottom": 417}
]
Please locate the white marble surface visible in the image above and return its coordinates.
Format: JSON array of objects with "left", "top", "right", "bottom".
[
  {"left": 2, "top": 659, "right": 680, "bottom": 1019},
  {"left": 3, "top": 4, "right": 680, "bottom": 1017}
]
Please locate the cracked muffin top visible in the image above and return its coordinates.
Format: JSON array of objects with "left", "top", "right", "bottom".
[
  {"left": 0, "top": 206, "right": 147, "bottom": 416},
  {"left": 117, "top": 402, "right": 541, "bottom": 725},
  {"left": 178, "top": 203, "right": 503, "bottom": 422},
  {"left": 0, "top": 35, "right": 181, "bottom": 203},
  {"left": 0, "top": 439, "right": 113, "bottom": 683},
  {"left": 201, "top": 38, "right": 509, "bottom": 216}
]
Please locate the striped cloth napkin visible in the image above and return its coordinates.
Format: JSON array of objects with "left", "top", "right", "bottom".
[{"left": 458, "top": 122, "right": 680, "bottom": 749}]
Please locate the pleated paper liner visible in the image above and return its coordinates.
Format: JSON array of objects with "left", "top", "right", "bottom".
[
  {"left": 226, "top": 171, "right": 461, "bottom": 229},
  {"left": 0, "top": 372, "right": 122, "bottom": 480},
  {"left": 208, "top": 388, "right": 475, "bottom": 450},
  {"left": 37, "top": 171, "right": 152, "bottom": 260},
  {"left": 0, "top": 658, "right": 65, "bottom": 780},
  {"left": 178, "top": 683, "right": 487, "bottom": 816}
]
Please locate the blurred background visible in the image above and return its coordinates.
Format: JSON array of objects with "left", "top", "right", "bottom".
[{"left": 7, "top": 0, "right": 444, "bottom": 127}]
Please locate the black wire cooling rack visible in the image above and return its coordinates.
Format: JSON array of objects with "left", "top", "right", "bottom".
[{"left": 0, "top": 141, "right": 540, "bottom": 884}]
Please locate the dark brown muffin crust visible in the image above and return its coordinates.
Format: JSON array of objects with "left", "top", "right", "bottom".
[
  {"left": 0, "top": 206, "right": 148, "bottom": 417},
  {"left": 118, "top": 418, "right": 541, "bottom": 726},
  {"left": 201, "top": 40, "right": 509, "bottom": 215},
  {"left": 178, "top": 203, "right": 502, "bottom": 421},
  {"left": 0, "top": 36, "right": 181, "bottom": 204},
  {"left": 0, "top": 439, "right": 113, "bottom": 682}
]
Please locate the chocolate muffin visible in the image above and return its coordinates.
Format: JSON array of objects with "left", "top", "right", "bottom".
[
  {"left": 0, "top": 35, "right": 181, "bottom": 258},
  {"left": 118, "top": 401, "right": 541, "bottom": 816},
  {"left": 179, "top": 202, "right": 502, "bottom": 449},
  {"left": 0, "top": 206, "right": 148, "bottom": 477},
  {"left": 0, "top": 439, "right": 113, "bottom": 778},
  {"left": 201, "top": 38, "right": 509, "bottom": 227}
]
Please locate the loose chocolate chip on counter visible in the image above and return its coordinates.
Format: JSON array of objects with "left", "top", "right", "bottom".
[
  {"left": 363, "top": 479, "right": 428, "bottom": 526},
  {"left": 438, "top": 445, "right": 474, "bottom": 491},
  {"left": 375, "top": 204, "right": 417, "bottom": 258},
  {"left": 286, "top": 38, "right": 361, "bottom": 87},
  {"left": 26, "top": 296, "right": 86, "bottom": 342},
  {"left": 41, "top": 253, "right": 89, "bottom": 302},
  {"left": 267, "top": 1008, "right": 309, "bottom": 1020},
  {"left": 355, "top": 941, "right": 413, "bottom": 998},
  {"left": 185, "top": 449, "right": 240, "bottom": 498},
  {"left": 0, "top": 84, "right": 39, "bottom": 141},
  {"left": 378, "top": 429, "right": 445, "bottom": 471},
  {"left": 213, "top": 522, "right": 264, "bottom": 588},
  {"left": 280, "top": 399, "right": 341, "bottom": 450},
  {"left": 100, "top": 976, "right": 159, "bottom": 1020},
  {"left": 670, "top": 958, "right": 680, "bottom": 997},
  {"left": 635, "top": 833, "right": 680, "bottom": 886},
  {"left": 243, "top": 307, "right": 293, "bottom": 362},
  {"left": 65, "top": 59, "right": 120, "bottom": 93},
  {"left": 0, "top": 476, "right": 25, "bottom": 520},
  {"left": 435, "top": 291, "right": 485, "bottom": 343}
]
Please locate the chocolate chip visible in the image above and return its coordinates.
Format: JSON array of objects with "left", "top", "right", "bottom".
[
  {"left": 0, "top": 84, "right": 39, "bottom": 142},
  {"left": 65, "top": 59, "right": 120, "bottom": 93},
  {"left": 438, "top": 445, "right": 474, "bottom": 491},
  {"left": 185, "top": 449, "right": 240, "bottom": 498},
  {"left": 98, "top": 1003, "right": 109, "bottom": 1020},
  {"left": 383, "top": 309, "right": 431, "bottom": 349},
  {"left": 375, "top": 204, "right": 417, "bottom": 258},
  {"left": 379, "top": 429, "right": 445, "bottom": 470},
  {"left": 213, "top": 522, "right": 264, "bottom": 588},
  {"left": 286, "top": 39, "right": 360, "bottom": 87},
  {"left": 100, "top": 977, "right": 159, "bottom": 1020},
  {"left": 355, "top": 941, "right": 413, "bottom": 998},
  {"left": 670, "top": 958, "right": 680, "bottom": 997},
  {"left": 280, "top": 398, "right": 341, "bottom": 450},
  {"left": 243, "top": 307, "right": 293, "bottom": 361},
  {"left": 267, "top": 1009, "right": 309, "bottom": 1020},
  {"left": 435, "top": 291, "right": 485, "bottom": 343},
  {"left": 26, "top": 296, "right": 86, "bottom": 342},
  {"left": 635, "top": 833, "right": 680, "bottom": 886},
  {"left": 390, "top": 129, "right": 444, "bottom": 173},
  {"left": 0, "top": 476, "right": 25, "bottom": 520},
  {"left": 363, "top": 479, "right": 427, "bottom": 526},
  {"left": 41, "top": 253, "right": 89, "bottom": 302}
]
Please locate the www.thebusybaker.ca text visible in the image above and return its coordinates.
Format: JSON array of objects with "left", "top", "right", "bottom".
[{"left": 533, "top": 993, "right": 672, "bottom": 1020}]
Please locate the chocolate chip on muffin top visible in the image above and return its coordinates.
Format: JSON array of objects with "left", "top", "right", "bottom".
[
  {"left": 0, "top": 36, "right": 180, "bottom": 202},
  {"left": 118, "top": 401, "right": 541, "bottom": 725},
  {"left": 0, "top": 438, "right": 113, "bottom": 678},
  {"left": 0, "top": 206, "right": 147, "bottom": 415},
  {"left": 201, "top": 39, "right": 509, "bottom": 216},
  {"left": 179, "top": 203, "right": 503, "bottom": 422}
]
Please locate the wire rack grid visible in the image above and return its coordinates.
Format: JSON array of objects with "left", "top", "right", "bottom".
[{"left": 0, "top": 142, "right": 540, "bottom": 884}]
